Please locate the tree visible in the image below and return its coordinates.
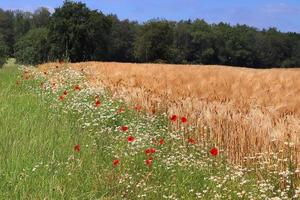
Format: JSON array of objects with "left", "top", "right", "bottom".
[
  {"left": 0, "top": 33, "right": 8, "bottom": 67},
  {"left": 14, "top": 28, "right": 49, "bottom": 65},
  {"left": 134, "top": 20, "right": 174, "bottom": 63},
  {"left": 107, "top": 16, "right": 138, "bottom": 62},
  {"left": 48, "top": 0, "right": 111, "bottom": 62},
  {"left": 13, "top": 10, "right": 32, "bottom": 40},
  {"left": 32, "top": 7, "right": 51, "bottom": 28},
  {"left": 0, "top": 9, "right": 15, "bottom": 56}
]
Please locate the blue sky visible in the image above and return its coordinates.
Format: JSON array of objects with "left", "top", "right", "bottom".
[{"left": 1, "top": 0, "right": 300, "bottom": 32}]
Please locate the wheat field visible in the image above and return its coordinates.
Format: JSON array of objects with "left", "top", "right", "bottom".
[{"left": 39, "top": 62, "right": 300, "bottom": 167}]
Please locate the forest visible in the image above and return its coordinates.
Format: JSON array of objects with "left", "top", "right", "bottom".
[{"left": 0, "top": 0, "right": 300, "bottom": 68}]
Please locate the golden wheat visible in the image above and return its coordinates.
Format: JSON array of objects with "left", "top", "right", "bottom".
[{"left": 39, "top": 62, "right": 300, "bottom": 167}]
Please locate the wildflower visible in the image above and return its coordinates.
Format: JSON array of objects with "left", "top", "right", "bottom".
[
  {"left": 95, "top": 100, "right": 101, "bottom": 107},
  {"left": 145, "top": 148, "right": 156, "bottom": 155},
  {"left": 63, "top": 90, "right": 68, "bottom": 95},
  {"left": 74, "top": 144, "right": 80, "bottom": 152},
  {"left": 127, "top": 136, "right": 135, "bottom": 142},
  {"left": 113, "top": 159, "right": 120, "bottom": 167},
  {"left": 170, "top": 115, "right": 178, "bottom": 122},
  {"left": 148, "top": 156, "right": 153, "bottom": 160},
  {"left": 74, "top": 85, "right": 81, "bottom": 91},
  {"left": 159, "top": 138, "right": 164, "bottom": 145},
  {"left": 145, "top": 159, "right": 153, "bottom": 166},
  {"left": 181, "top": 116, "right": 187, "bottom": 123},
  {"left": 118, "top": 107, "right": 125, "bottom": 114},
  {"left": 210, "top": 147, "right": 219, "bottom": 156},
  {"left": 59, "top": 95, "right": 64, "bottom": 101},
  {"left": 120, "top": 126, "right": 128, "bottom": 132},
  {"left": 135, "top": 105, "right": 142, "bottom": 112},
  {"left": 188, "top": 138, "right": 196, "bottom": 144}
]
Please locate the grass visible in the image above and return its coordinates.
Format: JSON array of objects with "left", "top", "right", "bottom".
[{"left": 0, "top": 60, "right": 299, "bottom": 199}]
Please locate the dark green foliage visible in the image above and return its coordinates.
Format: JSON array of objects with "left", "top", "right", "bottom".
[
  {"left": 134, "top": 20, "right": 174, "bottom": 63},
  {"left": 14, "top": 28, "right": 49, "bottom": 65},
  {"left": 0, "top": 9, "right": 14, "bottom": 56},
  {"left": 0, "top": 33, "right": 7, "bottom": 67},
  {"left": 107, "top": 15, "right": 137, "bottom": 62},
  {"left": 0, "top": 0, "right": 300, "bottom": 67},
  {"left": 48, "top": 0, "right": 111, "bottom": 62},
  {"left": 32, "top": 7, "right": 51, "bottom": 28}
]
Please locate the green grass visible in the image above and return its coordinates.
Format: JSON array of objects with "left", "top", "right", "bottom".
[{"left": 0, "top": 60, "right": 297, "bottom": 199}]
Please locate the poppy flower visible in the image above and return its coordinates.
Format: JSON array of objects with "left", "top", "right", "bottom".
[
  {"left": 74, "top": 85, "right": 81, "bottom": 91},
  {"left": 74, "top": 144, "right": 80, "bottom": 152},
  {"left": 145, "top": 159, "right": 153, "bottom": 166},
  {"left": 95, "top": 100, "right": 101, "bottom": 107},
  {"left": 181, "top": 117, "right": 187, "bottom": 123},
  {"left": 63, "top": 90, "right": 68, "bottom": 95},
  {"left": 135, "top": 105, "right": 142, "bottom": 112},
  {"left": 170, "top": 115, "right": 178, "bottom": 122},
  {"left": 188, "top": 138, "right": 196, "bottom": 144},
  {"left": 59, "top": 95, "right": 64, "bottom": 101},
  {"left": 145, "top": 148, "right": 156, "bottom": 155},
  {"left": 210, "top": 147, "right": 219, "bottom": 156},
  {"left": 127, "top": 136, "right": 135, "bottom": 142},
  {"left": 113, "top": 159, "right": 120, "bottom": 167},
  {"left": 117, "top": 107, "right": 125, "bottom": 114},
  {"left": 159, "top": 138, "right": 164, "bottom": 145},
  {"left": 120, "top": 126, "right": 128, "bottom": 132}
]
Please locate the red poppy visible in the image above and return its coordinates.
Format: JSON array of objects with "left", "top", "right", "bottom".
[
  {"left": 145, "top": 159, "right": 153, "bottom": 166},
  {"left": 170, "top": 115, "right": 178, "bottom": 122},
  {"left": 59, "top": 95, "right": 64, "bottom": 101},
  {"left": 135, "top": 105, "right": 142, "bottom": 112},
  {"left": 113, "top": 159, "right": 120, "bottom": 167},
  {"left": 159, "top": 138, "right": 164, "bottom": 145},
  {"left": 181, "top": 116, "right": 187, "bottom": 123},
  {"left": 74, "top": 85, "right": 81, "bottom": 91},
  {"left": 95, "top": 100, "right": 101, "bottom": 107},
  {"left": 210, "top": 147, "right": 219, "bottom": 156},
  {"left": 188, "top": 138, "right": 196, "bottom": 144},
  {"left": 145, "top": 148, "right": 156, "bottom": 155},
  {"left": 63, "top": 90, "right": 68, "bottom": 95},
  {"left": 117, "top": 107, "right": 125, "bottom": 114},
  {"left": 74, "top": 144, "right": 80, "bottom": 152},
  {"left": 127, "top": 136, "right": 135, "bottom": 142},
  {"left": 120, "top": 126, "right": 128, "bottom": 132}
]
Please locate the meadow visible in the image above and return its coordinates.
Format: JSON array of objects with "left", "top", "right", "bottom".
[{"left": 0, "top": 59, "right": 299, "bottom": 199}]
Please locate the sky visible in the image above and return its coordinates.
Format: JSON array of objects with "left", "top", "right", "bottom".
[{"left": 1, "top": 0, "right": 300, "bottom": 32}]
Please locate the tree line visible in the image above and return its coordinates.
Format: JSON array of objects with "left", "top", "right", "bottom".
[{"left": 0, "top": 0, "right": 300, "bottom": 68}]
